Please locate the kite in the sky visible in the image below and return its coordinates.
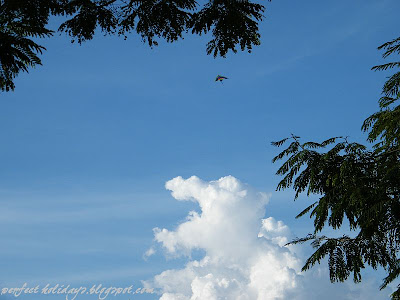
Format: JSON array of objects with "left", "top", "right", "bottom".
[{"left": 215, "top": 75, "right": 228, "bottom": 82}]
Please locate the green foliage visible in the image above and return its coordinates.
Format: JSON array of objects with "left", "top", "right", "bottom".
[
  {"left": 273, "top": 38, "right": 400, "bottom": 299},
  {"left": 363, "top": 37, "right": 400, "bottom": 153},
  {"left": 0, "top": 0, "right": 55, "bottom": 91},
  {"left": 191, "top": 0, "right": 265, "bottom": 57},
  {"left": 0, "top": 0, "right": 269, "bottom": 91}
]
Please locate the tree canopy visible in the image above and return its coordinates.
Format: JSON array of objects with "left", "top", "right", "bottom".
[
  {"left": 0, "top": 0, "right": 268, "bottom": 91},
  {"left": 272, "top": 37, "right": 400, "bottom": 299}
]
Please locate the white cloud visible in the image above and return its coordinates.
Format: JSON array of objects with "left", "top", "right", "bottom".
[
  {"left": 144, "top": 176, "right": 391, "bottom": 300},
  {"left": 143, "top": 247, "right": 156, "bottom": 260}
]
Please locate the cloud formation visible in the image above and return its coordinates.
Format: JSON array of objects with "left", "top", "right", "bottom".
[{"left": 144, "top": 176, "right": 390, "bottom": 299}]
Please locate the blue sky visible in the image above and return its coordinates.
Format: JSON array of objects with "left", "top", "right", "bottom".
[{"left": 0, "top": 0, "right": 399, "bottom": 299}]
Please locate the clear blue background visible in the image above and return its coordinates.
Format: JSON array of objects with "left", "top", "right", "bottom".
[{"left": 0, "top": 0, "right": 399, "bottom": 299}]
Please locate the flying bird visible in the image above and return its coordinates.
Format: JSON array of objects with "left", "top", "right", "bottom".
[{"left": 215, "top": 75, "right": 228, "bottom": 82}]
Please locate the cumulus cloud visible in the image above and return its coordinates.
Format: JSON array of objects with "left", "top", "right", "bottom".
[{"left": 144, "top": 176, "right": 391, "bottom": 300}]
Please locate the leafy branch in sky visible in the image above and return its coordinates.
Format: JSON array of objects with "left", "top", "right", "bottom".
[
  {"left": 272, "top": 37, "right": 400, "bottom": 299},
  {"left": 0, "top": 0, "right": 269, "bottom": 91}
]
